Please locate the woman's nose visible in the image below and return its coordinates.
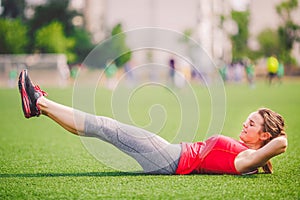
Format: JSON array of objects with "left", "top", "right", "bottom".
[{"left": 243, "top": 122, "right": 248, "bottom": 128}]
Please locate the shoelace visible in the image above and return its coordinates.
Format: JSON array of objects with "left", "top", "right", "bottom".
[
  {"left": 34, "top": 85, "right": 47, "bottom": 116},
  {"left": 34, "top": 85, "right": 48, "bottom": 97}
]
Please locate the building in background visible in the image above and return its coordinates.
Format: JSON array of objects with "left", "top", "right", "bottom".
[
  {"left": 7, "top": 0, "right": 300, "bottom": 65},
  {"left": 66, "top": 0, "right": 299, "bottom": 65}
]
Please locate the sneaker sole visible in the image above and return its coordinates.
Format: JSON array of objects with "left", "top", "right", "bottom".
[{"left": 18, "top": 70, "right": 31, "bottom": 118}]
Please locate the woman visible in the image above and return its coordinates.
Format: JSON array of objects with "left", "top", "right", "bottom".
[{"left": 18, "top": 69, "right": 287, "bottom": 175}]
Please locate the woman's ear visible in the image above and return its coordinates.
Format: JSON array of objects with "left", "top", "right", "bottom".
[{"left": 260, "top": 132, "right": 272, "bottom": 141}]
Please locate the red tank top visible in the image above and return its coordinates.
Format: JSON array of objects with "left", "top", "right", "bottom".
[{"left": 175, "top": 135, "right": 251, "bottom": 175}]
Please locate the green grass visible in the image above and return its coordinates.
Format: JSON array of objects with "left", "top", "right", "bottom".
[{"left": 0, "top": 80, "right": 299, "bottom": 199}]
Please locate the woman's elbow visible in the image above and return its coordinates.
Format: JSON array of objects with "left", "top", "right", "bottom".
[
  {"left": 279, "top": 137, "right": 288, "bottom": 153},
  {"left": 282, "top": 143, "right": 288, "bottom": 153}
]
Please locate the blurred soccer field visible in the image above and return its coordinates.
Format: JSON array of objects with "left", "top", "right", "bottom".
[{"left": 0, "top": 80, "right": 299, "bottom": 199}]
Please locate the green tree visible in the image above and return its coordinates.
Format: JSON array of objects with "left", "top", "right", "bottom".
[
  {"left": 230, "top": 11, "right": 250, "bottom": 61},
  {"left": 29, "top": 0, "right": 78, "bottom": 36},
  {"left": 84, "top": 23, "right": 131, "bottom": 69},
  {"left": 111, "top": 23, "right": 131, "bottom": 68},
  {"left": 276, "top": 0, "right": 299, "bottom": 65},
  {"left": 1, "top": 0, "right": 26, "bottom": 20},
  {"left": 257, "top": 29, "right": 281, "bottom": 57},
  {"left": 34, "top": 21, "right": 75, "bottom": 62},
  {"left": 71, "top": 28, "right": 95, "bottom": 63},
  {"left": 0, "top": 18, "right": 28, "bottom": 53},
  {"left": 28, "top": 0, "right": 94, "bottom": 63}
]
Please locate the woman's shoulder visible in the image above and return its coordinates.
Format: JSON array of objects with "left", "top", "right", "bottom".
[
  {"left": 206, "top": 134, "right": 231, "bottom": 140},
  {"left": 207, "top": 134, "right": 243, "bottom": 144},
  {"left": 204, "top": 135, "right": 248, "bottom": 153}
]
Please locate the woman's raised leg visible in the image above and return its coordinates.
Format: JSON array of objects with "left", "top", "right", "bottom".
[
  {"left": 38, "top": 96, "right": 85, "bottom": 135},
  {"left": 38, "top": 97, "right": 181, "bottom": 174},
  {"left": 19, "top": 69, "right": 181, "bottom": 174}
]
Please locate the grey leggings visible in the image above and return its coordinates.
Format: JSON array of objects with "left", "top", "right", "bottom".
[{"left": 83, "top": 114, "right": 182, "bottom": 174}]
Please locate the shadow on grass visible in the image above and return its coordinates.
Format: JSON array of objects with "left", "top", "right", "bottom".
[
  {"left": 0, "top": 171, "right": 148, "bottom": 178},
  {"left": 0, "top": 172, "right": 265, "bottom": 178}
]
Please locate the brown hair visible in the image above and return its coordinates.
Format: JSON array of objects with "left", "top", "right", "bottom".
[{"left": 258, "top": 108, "right": 286, "bottom": 173}]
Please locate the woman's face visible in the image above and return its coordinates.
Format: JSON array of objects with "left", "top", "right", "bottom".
[{"left": 240, "top": 112, "right": 265, "bottom": 144}]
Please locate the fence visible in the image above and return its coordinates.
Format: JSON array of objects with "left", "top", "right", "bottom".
[{"left": 0, "top": 54, "right": 70, "bottom": 87}]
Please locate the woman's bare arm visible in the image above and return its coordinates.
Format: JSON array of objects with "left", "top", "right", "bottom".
[{"left": 235, "top": 136, "right": 288, "bottom": 173}]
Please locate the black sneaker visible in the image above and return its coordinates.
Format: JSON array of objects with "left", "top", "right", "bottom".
[{"left": 18, "top": 69, "right": 47, "bottom": 118}]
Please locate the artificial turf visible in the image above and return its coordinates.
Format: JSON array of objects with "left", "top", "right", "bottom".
[{"left": 0, "top": 79, "right": 299, "bottom": 199}]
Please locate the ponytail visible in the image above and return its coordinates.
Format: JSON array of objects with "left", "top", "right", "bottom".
[
  {"left": 262, "top": 161, "right": 273, "bottom": 174},
  {"left": 258, "top": 108, "right": 287, "bottom": 174},
  {"left": 261, "top": 132, "right": 286, "bottom": 174}
]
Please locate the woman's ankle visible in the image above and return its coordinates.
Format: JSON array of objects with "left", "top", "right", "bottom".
[{"left": 37, "top": 97, "right": 48, "bottom": 114}]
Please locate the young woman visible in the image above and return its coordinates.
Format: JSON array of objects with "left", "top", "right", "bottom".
[{"left": 18, "top": 69, "right": 287, "bottom": 175}]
